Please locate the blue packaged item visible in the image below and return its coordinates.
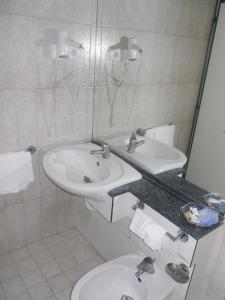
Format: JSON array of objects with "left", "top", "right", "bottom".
[{"left": 198, "top": 207, "right": 218, "bottom": 226}]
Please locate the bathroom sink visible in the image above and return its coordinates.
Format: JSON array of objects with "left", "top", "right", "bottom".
[
  {"left": 106, "top": 135, "right": 187, "bottom": 174},
  {"left": 71, "top": 254, "right": 175, "bottom": 300},
  {"left": 42, "top": 143, "right": 141, "bottom": 202}
]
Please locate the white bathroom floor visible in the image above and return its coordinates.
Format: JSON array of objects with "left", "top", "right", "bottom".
[{"left": 0, "top": 228, "right": 104, "bottom": 300}]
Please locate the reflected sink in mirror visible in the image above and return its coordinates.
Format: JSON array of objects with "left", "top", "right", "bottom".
[
  {"left": 105, "top": 135, "right": 187, "bottom": 175},
  {"left": 42, "top": 143, "right": 141, "bottom": 202}
]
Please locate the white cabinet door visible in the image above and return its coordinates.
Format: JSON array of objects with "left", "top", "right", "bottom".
[{"left": 186, "top": 4, "right": 225, "bottom": 195}]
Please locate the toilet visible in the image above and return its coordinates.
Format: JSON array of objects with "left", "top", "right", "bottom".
[{"left": 70, "top": 254, "right": 175, "bottom": 300}]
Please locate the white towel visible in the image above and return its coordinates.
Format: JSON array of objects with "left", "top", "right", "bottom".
[
  {"left": 129, "top": 208, "right": 151, "bottom": 239},
  {"left": 0, "top": 151, "right": 34, "bottom": 195},
  {"left": 146, "top": 125, "right": 175, "bottom": 146},
  {"left": 143, "top": 222, "right": 167, "bottom": 251},
  {"left": 129, "top": 208, "right": 166, "bottom": 251}
]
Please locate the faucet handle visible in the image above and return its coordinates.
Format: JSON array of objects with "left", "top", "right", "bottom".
[
  {"left": 137, "top": 257, "right": 155, "bottom": 269},
  {"left": 101, "top": 142, "right": 110, "bottom": 150},
  {"left": 130, "top": 132, "right": 137, "bottom": 140},
  {"left": 136, "top": 128, "right": 147, "bottom": 136}
]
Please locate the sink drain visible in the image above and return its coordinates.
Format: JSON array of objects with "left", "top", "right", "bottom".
[
  {"left": 121, "top": 295, "right": 134, "bottom": 300},
  {"left": 83, "top": 176, "right": 94, "bottom": 183}
]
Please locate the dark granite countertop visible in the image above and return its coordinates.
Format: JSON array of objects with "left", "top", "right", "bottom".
[
  {"left": 109, "top": 176, "right": 223, "bottom": 240},
  {"left": 155, "top": 170, "right": 208, "bottom": 203}
]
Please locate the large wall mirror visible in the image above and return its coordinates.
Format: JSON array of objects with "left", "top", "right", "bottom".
[
  {"left": 186, "top": 1, "right": 225, "bottom": 195},
  {"left": 92, "top": 0, "right": 215, "bottom": 155}
]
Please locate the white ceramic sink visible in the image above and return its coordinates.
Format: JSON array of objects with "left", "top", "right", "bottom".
[
  {"left": 106, "top": 135, "right": 187, "bottom": 175},
  {"left": 71, "top": 254, "right": 175, "bottom": 300},
  {"left": 42, "top": 143, "right": 141, "bottom": 202}
]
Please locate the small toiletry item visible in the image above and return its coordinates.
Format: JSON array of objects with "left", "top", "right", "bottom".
[
  {"left": 203, "top": 193, "right": 225, "bottom": 214},
  {"left": 181, "top": 202, "right": 223, "bottom": 227},
  {"left": 189, "top": 207, "right": 199, "bottom": 223}
]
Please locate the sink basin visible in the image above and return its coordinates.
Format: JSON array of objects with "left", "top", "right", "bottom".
[
  {"left": 106, "top": 135, "right": 187, "bottom": 175},
  {"left": 42, "top": 143, "right": 141, "bottom": 202},
  {"left": 71, "top": 254, "right": 175, "bottom": 300}
]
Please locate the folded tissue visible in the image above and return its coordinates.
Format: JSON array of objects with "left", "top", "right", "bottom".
[
  {"left": 0, "top": 151, "right": 34, "bottom": 195},
  {"left": 129, "top": 208, "right": 167, "bottom": 251}
]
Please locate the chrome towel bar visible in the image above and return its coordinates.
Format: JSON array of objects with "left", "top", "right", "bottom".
[{"left": 166, "top": 230, "right": 188, "bottom": 243}]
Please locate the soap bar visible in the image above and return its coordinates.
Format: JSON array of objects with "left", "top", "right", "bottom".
[{"left": 184, "top": 211, "right": 191, "bottom": 222}]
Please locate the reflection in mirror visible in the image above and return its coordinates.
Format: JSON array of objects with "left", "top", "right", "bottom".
[
  {"left": 104, "top": 133, "right": 187, "bottom": 175},
  {"left": 104, "top": 35, "right": 143, "bottom": 126},
  {"left": 93, "top": 0, "right": 216, "bottom": 156},
  {"left": 186, "top": 4, "right": 225, "bottom": 196}
]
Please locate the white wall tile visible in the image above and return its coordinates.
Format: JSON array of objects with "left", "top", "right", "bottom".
[
  {"left": 24, "top": 200, "right": 42, "bottom": 244},
  {"left": 10, "top": 0, "right": 74, "bottom": 22},
  {"left": 33, "top": 0, "right": 74, "bottom": 22},
  {"left": 15, "top": 89, "right": 38, "bottom": 149},
  {"left": 0, "top": 284, "right": 7, "bottom": 300},
  {"left": 74, "top": 0, "right": 97, "bottom": 25},
  {"left": 97, "top": 0, "right": 119, "bottom": 28},
  {"left": 56, "top": 189, "right": 73, "bottom": 233},
  {"left": 0, "top": 0, "right": 9, "bottom": 12},
  {"left": 11, "top": 16, "right": 36, "bottom": 89},
  {"left": 0, "top": 90, "right": 18, "bottom": 152},
  {"left": 38, "top": 151, "right": 57, "bottom": 198},
  {"left": 0, "top": 13, "right": 11, "bottom": 39},
  {"left": 5, "top": 204, "right": 26, "bottom": 250},
  {"left": 0, "top": 39, "right": 14, "bottom": 88},
  {"left": 41, "top": 195, "right": 57, "bottom": 238},
  {"left": 0, "top": 193, "right": 23, "bottom": 208},
  {"left": 0, "top": 210, "right": 9, "bottom": 255},
  {"left": 9, "top": 0, "right": 34, "bottom": 16},
  {"left": 37, "top": 89, "right": 56, "bottom": 147}
]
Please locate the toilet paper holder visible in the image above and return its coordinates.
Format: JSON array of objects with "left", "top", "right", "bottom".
[
  {"left": 166, "top": 230, "right": 188, "bottom": 243},
  {"left": 131, "top": 200, "right": 188, "bottom": 243},
  {"left": 132, "top": 199, "right": 145, "bottom": 210}
]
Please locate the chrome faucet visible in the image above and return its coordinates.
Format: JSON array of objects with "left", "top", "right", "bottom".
[
  {"left": 90, "top": 142, "right": 110, "bottom": 159},
  {"left": 135, "top": 257, "right": 155, "bottom": 278},
  {"left": 127, "top": 133, "right": 145, "bottom": 153}
]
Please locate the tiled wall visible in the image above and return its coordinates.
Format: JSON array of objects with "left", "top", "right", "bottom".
[
  {"left": 92, "top": 0, "right": 216, "bottom": 152},
  {"left": 0, "top": 0, "right": 97, "bottom": 255},
  {"left": 0, "top": 0, "right": 216, "bottom": 255}
]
